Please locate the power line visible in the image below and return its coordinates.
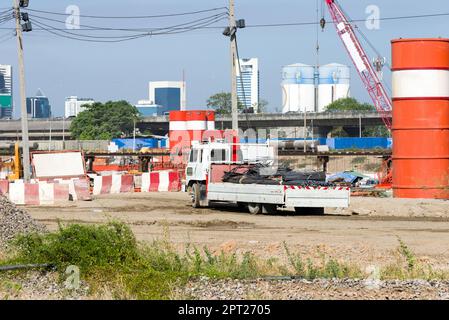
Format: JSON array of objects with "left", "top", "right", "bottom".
[
  {"left": 30, "top": 14, "right": 228, "bottom": 42},
  {"left": 0, "top": 10, "right": 446, "bottom": 32},
  {"left": 0, "top": 34, "right": 14, "bottom": 44},
  {"left": 24, "top": 7, "right": 228, "bottom": 19},
  {"left": 244, "top": 11, "right": 449, "bottom": 28},
  {"left": 27, "top": 12, "right": 228, "bottom": 33},
  {"left": 31, "top": 20, "right": 149, "bottom": 43}
]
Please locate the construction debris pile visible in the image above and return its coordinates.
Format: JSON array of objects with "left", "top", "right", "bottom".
[
  {"left": 222, "top": 165, "right": 329, "bottom": 186},
  {"left": 0, "top": 195, "right": 47, "bottom": 246}
]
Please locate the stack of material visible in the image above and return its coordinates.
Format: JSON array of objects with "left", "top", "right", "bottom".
[
  {"left": 326, "top": 171, "right": 367, "bottom": 186},
  {"left": 0, "top": 195, "right": 46, "bottom": 246},
  {"left": 222, "top": 165, "right": 329, "bottom": 187}
]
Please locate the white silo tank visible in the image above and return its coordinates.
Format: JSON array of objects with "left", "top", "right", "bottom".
[
  {"left": 281, "top": 63, "right": 315, "bottom": 113},
  {"left": 318, "top": 63, "right": 351, "bottom": 112}
]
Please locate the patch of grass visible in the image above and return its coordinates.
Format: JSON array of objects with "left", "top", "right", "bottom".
[
  {"left": 3, "top": 223, "right": 449, "bottom": 299},
  {"left": 381, "top": 238, "right": 449, "bottom": 281},
  {"left": 4, "top": 223, "right": 269, "bottom": 299},
  {"left": 283, "top": 242, "right": 362, "bottom": 279},
  {"left": 0, "top": 278, "right": 22, "bottom": 300},
  {"left": 12, "top": 221, "right": 139, "bottom": 274}
]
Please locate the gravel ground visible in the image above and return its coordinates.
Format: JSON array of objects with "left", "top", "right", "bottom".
[
  {"left": 0, "top": 271, "right": 89, "bottom": 300},
  {"left": 178, "top": 278, "right": 449, "bottom": 300},
  {"left": 0, "top": 195, "right": 47, "bottom": 246}
]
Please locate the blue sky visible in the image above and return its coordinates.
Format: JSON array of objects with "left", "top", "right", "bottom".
[{"left": 1, "top": 0, "right": 448, "bottom": 117}]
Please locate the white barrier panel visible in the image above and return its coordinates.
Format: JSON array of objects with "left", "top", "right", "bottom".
[
  {"left": 9, "top": 182, "right": 25, "bottom": 205},
  {"left": 158, "top": 171, "right": 170, "bottom": 192},
  {"left": 39, "top": 183, "right": 55, "bottom": 205},
  {"left": 141, "top": 173, "right": 151, "bottom": 193},
  {"left": 110, "top": 175, "right": 122, "bottom": 194},
  {"left": 93, "top": 176, "right": 103, "bottom": 196}
]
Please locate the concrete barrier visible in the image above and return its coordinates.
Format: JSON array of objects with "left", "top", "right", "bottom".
[
  {"left": 93, "top": 174, "right": 134, "bottom": 195},
  {"left": 54, "top": 178, "right": 91, "bottom": 201},
  {"left": 7, "top": 180, "right": 70, "bottom": 205},
  {"left": 0, "top": 179, "right": 9, "bottom": 195},
  {"left": 141, "top": 171, "right": 181, "bottom": 192}
]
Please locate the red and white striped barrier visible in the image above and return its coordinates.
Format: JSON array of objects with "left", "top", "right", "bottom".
[
  {"left": 8, "top": 181, "right": 70, "bottom": 205},
  {"left": 283, "top": 185, "right": 351, "bottom": 191},
  {"left": 141, "top": 171, "right": 181, "bottom": 192},
  {"left": 54, "top": 178, "right": 92, "bottom": 201},
  {"left": 93, "top": 174, "right": 134, "bottom": 195}
]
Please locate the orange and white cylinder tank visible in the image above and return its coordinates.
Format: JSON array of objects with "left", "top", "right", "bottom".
[{"left": 391, "top": 38, "right": 449, "bottom": 199}]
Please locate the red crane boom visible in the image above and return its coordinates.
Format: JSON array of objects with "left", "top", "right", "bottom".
[{"left": 325, "top": 0, "right": 392, "bottom": 129}]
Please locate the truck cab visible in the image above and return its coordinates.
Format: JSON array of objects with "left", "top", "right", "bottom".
[{"left": 185, "top": 141, "right": 275, "bottom": 190}]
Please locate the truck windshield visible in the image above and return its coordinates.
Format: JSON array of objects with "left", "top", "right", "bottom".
[{"left": 189, "top": 150, "right": 199, "bottom": 162}]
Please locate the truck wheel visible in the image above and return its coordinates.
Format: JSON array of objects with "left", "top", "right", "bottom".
[
  {"left": 192, "top": 183, "right": 201, "bottom": 208},
  {"left": 248, "top": 203, "right": 262, "bottom": 215},
  {"left": 294, "top": 207, "right": 325, "bottom": 215}
]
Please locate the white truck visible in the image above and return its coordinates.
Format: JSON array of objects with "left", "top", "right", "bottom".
[{"left": 185, "top": 141, "right": 350, "bottom": 214}]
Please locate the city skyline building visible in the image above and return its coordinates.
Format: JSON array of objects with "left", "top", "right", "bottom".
[
  {"left": 149, "top": 81, "right": 186, "bottom": 113},
  {"left": 26, "top": 89, "right": 51, "bottom": 119},
  {"left": 236, "top": 58, "right": 260, "bottom": 113},
  {"left": 135, "top": 99, "right": 164, "bottom": 117},
  {"left": 64, "top": 96, "right": 95, "bottom": 118},
  {"left": 0, "top": 65, "right": 13, "bottom": 119}
]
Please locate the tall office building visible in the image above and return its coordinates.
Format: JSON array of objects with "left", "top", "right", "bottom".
[
  {"left": 149, "top": 81, "right": 186, "bottom": 113},
  {"left": 0, "top": 65, "right": 13, "bottom": 119},
  {"left": 236, "top": 58, "right": 260, "bottom": 113},
  {"left": 26, "top": 89, "right": 51, "bottom": 119},
  {"left": 65, "top": 96, "right": 95, "bottom": 118}
]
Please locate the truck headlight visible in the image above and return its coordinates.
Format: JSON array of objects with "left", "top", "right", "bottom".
[{"left": 186, "top": 167, "right": 193, "bottom": 176}]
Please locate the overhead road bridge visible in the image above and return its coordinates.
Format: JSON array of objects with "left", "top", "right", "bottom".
[{"left": 0, "top": 111, "right": 390, "bottom": 141}]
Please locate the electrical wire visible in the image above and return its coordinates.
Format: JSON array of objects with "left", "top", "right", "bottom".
[
  {"left": 244, "top": 11, "right": 449, "bottom": 28},
  {"left": 24, "top": 7, "right": 228, "bottom": 19},
  {"left": 30, "top": 14, "right": 228, "bottom": 42},
  {"left": 31, "top": 20, "right": 150, "bottom": 43},
  {"left": 28, "top": 12, "right": 228, "bottom": 33},
  {"left": 0, "top": 34, "right": 14, "bottom": 44},
  {"left": 0, "top": 9, "right": 445, "bottom": 32}
]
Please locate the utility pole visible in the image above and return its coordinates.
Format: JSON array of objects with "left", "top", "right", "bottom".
[
  {"left": 13, "top": 0, "right": 31, "bottom": 181},
  {"left": 132, "top": 119, "right": 136, "bottom": 152},
  {"left": 49, "top": 118, "right": 52, "bottom": 151},
  {"left": 359, "top": 114, "right": 362, "bottom": 138},
  {"left": 229, "top": 0, "right": 238, "bottom": 132},
  {"left": 303, "top": 110, "right": 307, "bottom": 153},
  {"left": 223, "top": 1, "right": 245, "bottom": 133}
]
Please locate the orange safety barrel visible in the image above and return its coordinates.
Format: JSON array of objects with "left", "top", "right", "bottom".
[
  {"left": 169, "top": 111, "right": 190, "bottom": 165},
  {"left": 391, "top": 38, "right": 449, "bottom": 199},
  {"left": 186, "top": 110, "right": 207, "bottom": 142}
]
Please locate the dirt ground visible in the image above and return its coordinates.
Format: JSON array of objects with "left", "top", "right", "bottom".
[{"left": 25, "top": 192, "right": 449, "bottom": 271}]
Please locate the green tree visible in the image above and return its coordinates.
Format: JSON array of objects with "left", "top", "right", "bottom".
[
  {"left": 70, "top": 100, "right": 141, "bottom": 140},
  {"left": 206, "top": 92, "right": 244, "bottom": 115},
  {"left": 325, "top": 97, "right": 375, "bottom": 112},
  {"left": 326, "top": 98, "right": 390, "bottom": 137},
  {"left": 363, "top": 125, "right": 390, "bottom": 137}
]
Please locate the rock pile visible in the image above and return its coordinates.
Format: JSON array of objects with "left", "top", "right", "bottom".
[{"left": 0, "top": 195, "right": 46, "bottom": 246}]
